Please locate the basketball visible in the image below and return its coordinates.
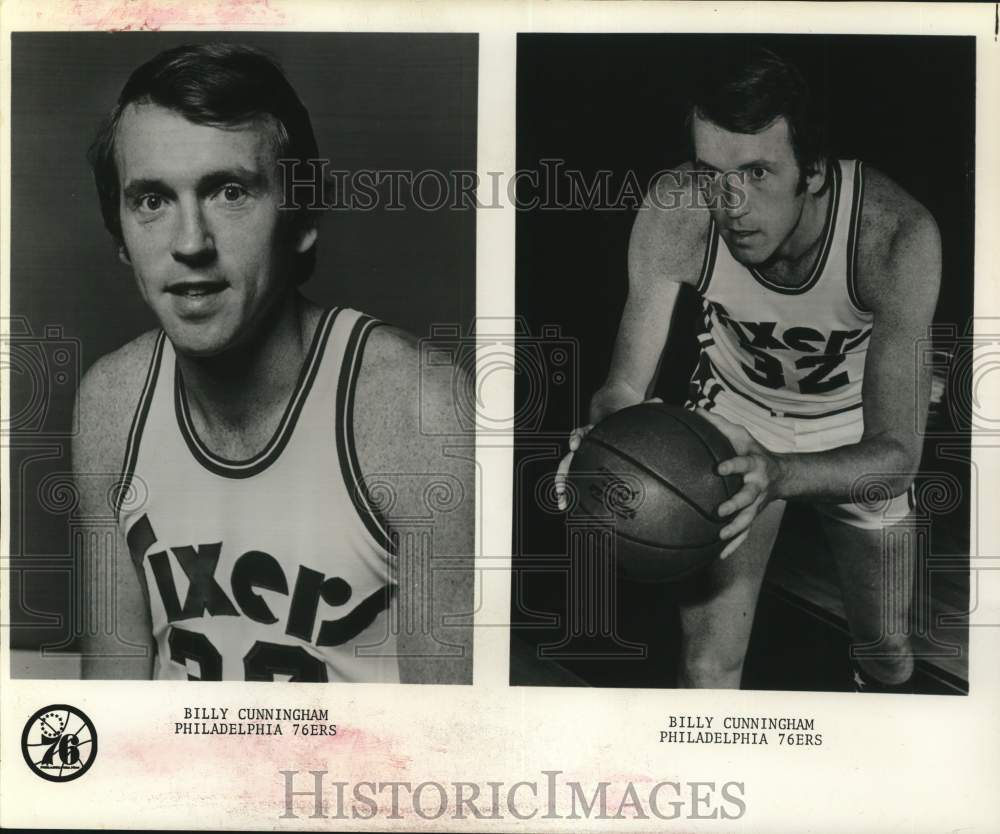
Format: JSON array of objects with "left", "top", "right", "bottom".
[{"left": 567, "top": 403, "right": 742, "bottom": 582}]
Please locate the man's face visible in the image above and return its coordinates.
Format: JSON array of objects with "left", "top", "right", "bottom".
[
  {"left": 692, "top": 113, "right": 810, "bottom": 266},
  {"left": 115, "top": 103, "right": 315, "bottom": 357}
]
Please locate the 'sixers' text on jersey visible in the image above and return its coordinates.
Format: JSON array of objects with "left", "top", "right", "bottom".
[{"left": 115, "top": 307, "right": 399, "bottom": 682}]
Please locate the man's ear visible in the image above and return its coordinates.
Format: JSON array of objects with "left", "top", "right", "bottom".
[
  {"left": 805, "top": 157, "right": 828, "bottom": 195},
  {"left": 294, "top": 223, "right": 318, "bottom": 254},
  {"left": 117, "top": 243, "right": 132, "bottom": 266}
]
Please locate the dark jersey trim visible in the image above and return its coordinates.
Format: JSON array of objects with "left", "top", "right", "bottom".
[
  {"left": 748, "top": 159, "right": 842, "bottom": 295},
  {"left": 174, "top": 307, "right": 341, "bottom": 479},
  {"left": 690, "top": 354, "right": 862, "bottom": 420},
  {"left": 114, "top": 332, "right": 167, "bottom": 521},
  {"left": 846, "top": 160, "right": 871, "bottom": 314},
  {"left": 336, "top": 315, "right": 394, "bottom": 553},
  {"left": 695, "top": 218, "right": 720, "bottom": 294}
]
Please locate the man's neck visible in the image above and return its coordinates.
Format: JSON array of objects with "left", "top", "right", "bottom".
[
  {"left": 759, "top": 185, "right": 831, "bottom": 284},
  {"left": 175, "top": 291, "right": 318, "bottom": 450}
]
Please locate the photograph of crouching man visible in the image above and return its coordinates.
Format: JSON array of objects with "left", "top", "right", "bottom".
[
  {"left": 511, "top": 34, "right": 973, "bottom": 695},
  {"left": 8, "top": 33, "right": 478, "bottom": 683}
]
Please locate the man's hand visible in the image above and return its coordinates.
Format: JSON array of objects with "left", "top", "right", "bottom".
[
  {"left": 554, "top": 423, "right": 593, "bottom": 511},
  {"left": 554, "top": 394, "right": 661, "bottom": 511},
  {"left": 697, "top": 408, "right": 784, "bottom": 559}
]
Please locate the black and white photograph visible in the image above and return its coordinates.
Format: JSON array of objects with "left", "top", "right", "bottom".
[
  {"left": 8, "top": 31, "right": 478, "bottom": 684},
  {"left": 510, "top": 34, "right": 974, "bottom": 695},
  {"left": 1, "top": 3, "right": 997, "bottom": 833}
]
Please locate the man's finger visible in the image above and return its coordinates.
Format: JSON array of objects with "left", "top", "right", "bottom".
[
  {"left": 554, "top": 452, "right": 573, "bottom": 510},
  {"left": 720, "top": 530, "right": 749, "bottom": 560},
  {"left": 717, "top": 481, "right": 761, "bottom": 518},
  {"left": 719, "top": 501, "right": 758, "bottom": 540},
  {"left": 717, "top": 455, "right": 756, "bottom": 477},
  {"left": 568, "top": 424, "right": 593, "bottom": 452}
]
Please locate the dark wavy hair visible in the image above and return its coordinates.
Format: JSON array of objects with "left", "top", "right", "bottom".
[
  {"left": 686, "top": 46, "right": 830, "bottom": 194},
  {"left": 88, "top": 42, "right": 321, "bottom": 283}
]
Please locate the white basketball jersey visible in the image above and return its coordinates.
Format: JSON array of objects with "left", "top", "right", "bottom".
[
  {"left": 115, "top": 307, "right": 399, "bottom": 682},
  {"left": 691, "top": 160, "right": 874, "bottom": 418}
]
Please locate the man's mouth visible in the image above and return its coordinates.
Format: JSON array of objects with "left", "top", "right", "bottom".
[
  {"left": 727, "top": 229, "right": 759, "bottom": 244},
  {"left": 166, "top": 281, "right": 228, "bottom": 297}
]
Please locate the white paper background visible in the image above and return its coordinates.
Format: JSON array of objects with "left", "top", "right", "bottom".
[{"left": 1, "top": 1, "right": 998, "bottom": 831}]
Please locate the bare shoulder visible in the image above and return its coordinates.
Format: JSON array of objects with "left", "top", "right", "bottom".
[
  {"left": 73, "top": 329, "right": 161, "bottom": 480},
  {"left": 856, "top": 166, "right": 941, "bottom": 314},
  {"left": 354, "top": 323, "right": 419, "bottom": 434},
  {"left": 353, "top": 323, "right": 469, "bottom": 473},
  {"left": 355, "top": 323, "right": 419, "bottom": 378},
  {"left": 629, "top": 163, "right": 713, "bottom": 290}
]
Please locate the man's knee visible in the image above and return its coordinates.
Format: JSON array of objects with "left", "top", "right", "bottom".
[
  {"left": 679, "top": 649, "right": 746, "bottom": 688},
  {"left": 852, "top": 637, "right": 914, "bottom": 688},
  {"left": 851, "top": 631, "right": 912, "bottom": 657}
]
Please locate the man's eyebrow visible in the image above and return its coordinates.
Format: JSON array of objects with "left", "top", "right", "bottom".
[
  {"left": 197, "top": 167, "right": 267, "bottom": 191},
  {"left": 694, "top": 157, "right": 777, "bottom": 173},
  {"left": 122, "top": 178, "right": 170, "bottom": 200},
  {"left": 733, "top": 158, "right": 776, "bottom": 171},
  {"left": 121, "top": 167, "right": 267, "bottom": 200}
]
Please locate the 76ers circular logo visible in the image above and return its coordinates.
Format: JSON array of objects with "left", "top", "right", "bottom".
[{"left": 21, "top": 705, "right": 97, "bottom": 782}]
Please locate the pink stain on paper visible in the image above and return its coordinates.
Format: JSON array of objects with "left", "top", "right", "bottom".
[
  {"left": 114, "top": 724, "right": 414, "bottom": 820},
  {"left": 60, "top": 0, "right": 285, "bottom": 31}
]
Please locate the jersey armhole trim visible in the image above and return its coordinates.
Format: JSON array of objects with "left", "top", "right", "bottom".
[
  {"left": 847, "top": 160, "right": 871, "bottom": 315},
  {"left": 695, "top": 217, "right": 719, "bottom": 294},
  {"left": 336, "top": 315, "right": 395, "bottom": 555},
  {"left": 114, "top": 331, "right": 167, "bottom": 522}
]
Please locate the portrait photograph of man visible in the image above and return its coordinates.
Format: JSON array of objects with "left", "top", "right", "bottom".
[{"left": 8, "top": 32, "right": 478, "bottom": 684}]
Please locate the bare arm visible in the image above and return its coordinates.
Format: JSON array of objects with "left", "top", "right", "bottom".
[
  {"left": 769, "top": 208, "right": 941, "bottom": 500},
  {"left": 354, "top": 326, "right": 474, "bottom": 684},
  {"left": 74, "top": 340, "right": 157, "bottom": 678},
  {"left": 591, "top": 170, "right": 708, "bottom": 422},
  {"left": 555, "top": 171, "right": 710, "bottom": 508}
]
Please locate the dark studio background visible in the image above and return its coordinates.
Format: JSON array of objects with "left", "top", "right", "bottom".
[
  {"left": 8, "top": 32, "right": 477, "bottom": 659},
  {"left": 510, "top": 35, "right": 974, "bottom": 693}
]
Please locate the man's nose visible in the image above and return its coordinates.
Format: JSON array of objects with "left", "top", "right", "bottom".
[
  {"left": 723, "top": 178, "right": 749, "bottom": 218},
  {"left": 171, "top": 199, "right": 216, "bottom": 266}
]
